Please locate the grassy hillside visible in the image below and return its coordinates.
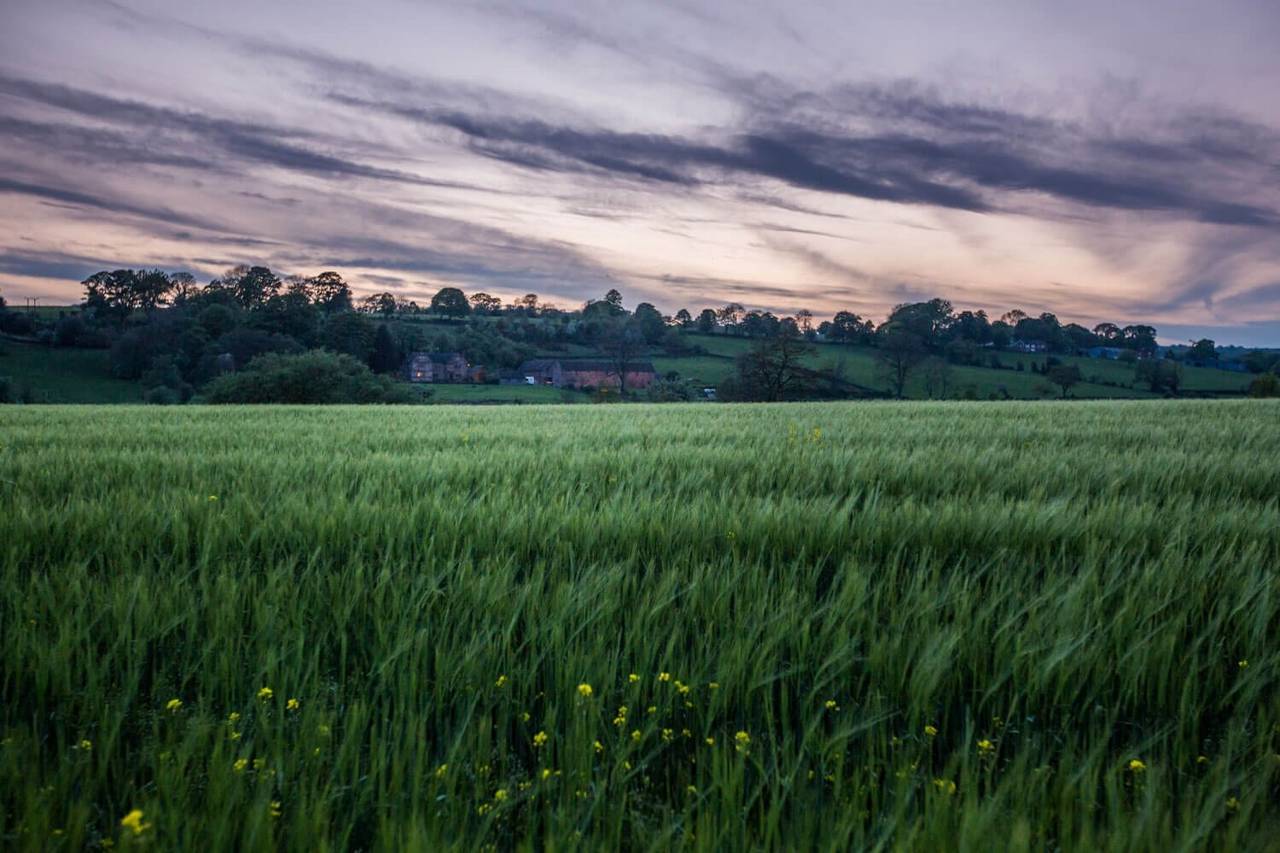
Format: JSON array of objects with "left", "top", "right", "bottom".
[
  {"left": 2, "top": 401, "right": 1277, "bottom": 849},
  {"left": 1, "top": 330, "right": 1255, "bottom": 404},
  {"left": 0, "top": 339, "right": 141, "bottom": 403}
]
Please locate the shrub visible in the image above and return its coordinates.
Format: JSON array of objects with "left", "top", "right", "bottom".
[
  {"left": 1249, "top": 372, "right": 1280, "bottom": 398},
  {"left": 202, "top": 350, "right": 415, "bottom": 404}
]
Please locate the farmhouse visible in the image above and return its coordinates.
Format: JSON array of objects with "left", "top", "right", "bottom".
[{"left": 405, "top": 351, "right": 470, "bottom": 383}]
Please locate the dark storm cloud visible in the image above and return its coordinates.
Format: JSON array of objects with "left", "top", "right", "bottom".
[{"left": 338, "top": 84, "right": 1279, "bottom": 227}]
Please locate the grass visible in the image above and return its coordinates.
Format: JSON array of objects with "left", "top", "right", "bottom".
[
  {"left": 0, "top": 339, "right": 142, "bottom": 403},
  {"left": 2, "top": 400, "right": 1278, "bottom": 850}
]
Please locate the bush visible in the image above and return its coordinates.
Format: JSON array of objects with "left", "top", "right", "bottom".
[
  {"left": 143, "top": 386, "right": 181, "bottom": 405},
  {"left": 202, "top": 350, "right": 416, "bottom": 404},
  {"left": 1249, "top": 372, "right": 1280, "bottom": 398}
]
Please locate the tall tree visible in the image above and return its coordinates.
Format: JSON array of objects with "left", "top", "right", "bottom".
[
  {"left": 469, "top": 292, "right": 502, "bottom": 314},
  {"left": 369, "top": 324, "right": 403, "bottom": 374},
  {"left": 1047, "top": 364, "right": 1083, "bottom": 398},
  {"left": 214, "top": 265, "right": 281, "bottom": 309},
  {"left": 430, "top": 287, "right": 471, "bottom": 317},
  {"left": 308, "top": 272, "right": 353, "bottom": 313},
  {"left": 601, "top": 319, "right": 644, "bottom": 396}
]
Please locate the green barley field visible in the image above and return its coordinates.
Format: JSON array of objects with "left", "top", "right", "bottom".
[{"left": 2, "top": 401, "right": 1278, "bottom": 851}]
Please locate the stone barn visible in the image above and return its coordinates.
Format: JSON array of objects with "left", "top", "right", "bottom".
[{"left": 559, "top": 360, "right": 656, "bottom": 390}]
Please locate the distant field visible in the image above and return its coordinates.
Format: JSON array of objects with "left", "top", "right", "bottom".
[
  {"left": 0, "top": 339, "right": 141, "bottom": 403},
  {"left": 2, "top": 401, "right": 1277, "bottom": 849},
  {"left": 424, "top": 383, "right": 581, "bottom": 404}
]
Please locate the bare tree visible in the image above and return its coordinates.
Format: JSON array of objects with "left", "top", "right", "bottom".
[{"left": 876, "top": 326, "right": 926, "bottom": 399}]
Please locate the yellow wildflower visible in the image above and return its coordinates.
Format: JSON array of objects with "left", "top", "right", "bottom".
[
  {"left": 257, "top": 686, "right": 273, "bottom": 701},
  {"left": 165, "top": 698, "right": 182, "bottom": 712},
  {"left": 1128, "top": 758, "right": 1146, "bottom": 773},
  {"left": 623, "top": 760, "right": 632, "bottom": 770},
  {"left": 708, "top": 682, "right": 720, "bottom": 690},
  {"left": 631, "top": 729, "right": 642, "bottom": 742},
  {"left": 533, "top": 730, "right": 549, "bottom": 748},
  {"left": 705, "top": 736, "right": 715, "bottom": 746},
  {"left": 646, "top": 705, "right": 657, "bottom": 715},
  {"left": 734, "top": 731, "right": 751, "bottom": 751},
  {"left": 1226, "top": 796, "right": 1240, "bottom": 813},
  {"left": 628, "top": 673, "right": 640, "bottom": 683},
  {"left": 577, "top": 683, "right": 593, "bottom": 698},
  {"left": 932, "top": 778, "right": 957, "bottom": 795},
  {"left": 686, "top": 784, "right": 698, "bottom": 794},
  {"left": 208, "top": 495, "right": 218, "bottom": 502},
  {"left": 227, "top": 712, "right": 241, "bottom": 724},
  {"left": 658, "top": 672, "right": 671, "bottom": 683},
  {"left": 541, "top": 768, "right": 553, "bottom": 781},
  {"left": 593, "top": 740, "right": 604, "bottom": 754},
  {"left": 1197, "top": 755, "right": 1209, "bottom": 765},
  {"left": 824, "top": 699, "right": 838, "bottom": 711},
  {"left": 78, "top": 739, "right": 92, "bottom": 751},
  {"left": 495, "top": 675, "right": 508, "bottom": 688},
  {"left": 435, "top": 763, "right": 448, "bottom": 778},
  {"left": 269, "top": 800, "right": 282, "bottom": 819},
  {"left": 520, "top": 711, "right": 530, "bottom": 722},
  {"left": 661, "top": 728, "right": 674, "bottom": 742},
  {"left": 119, "top": 809, "right": 150, "bottom": 836},
  {"left": 493, "top": 788, "right": 509, "bottom": 802},
  {"left": 229, "top": 730, "right": 242, "bottom": 740},
  {"left": 286, "top": 698, "right": 299, "bottom": 711},
  {"left": 924, "top": 725, "right": 938, "bottom": 737},
  {"left": 1238, "top": 659, "right": 1248, "bottom": 669},
  {"left": 977, "top": 739, "right": 995, "bottom": 755},
  {"left": 477, "top": 803, "right": 492, "bottom": 816}
]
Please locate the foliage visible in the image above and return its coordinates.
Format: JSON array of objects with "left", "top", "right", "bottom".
[
  {"left": 1248, "top": 372, "right": 1279, "bottom": 398},
  {"left": 201, "top": 351, "right": 415, "bottom": 404},
  {"left": 0, "top": 401, "right": 1277, "bottom": 849}
]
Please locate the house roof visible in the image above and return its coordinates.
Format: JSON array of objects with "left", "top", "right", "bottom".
[
  {"left": 560, "top": 360, "right": 656, "bottom": 373},
  {"left": 518, "top": 359, "right": 562, "bottom": 371}
]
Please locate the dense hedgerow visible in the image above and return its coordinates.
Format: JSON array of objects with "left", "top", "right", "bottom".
[{"left": 1, "top": 400, "right": 1278, "bottom": 851}]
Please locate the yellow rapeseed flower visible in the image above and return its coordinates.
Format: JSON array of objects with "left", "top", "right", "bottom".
[
  {"left": 686, "top": 784, "right": 698, "bottom": 794},
  {"left": 1128, "top": 758, "right": 1146, "bottom": 773},
  {"left": 924, "top": 725, "right": 938, "bottom": 737},
  {"left": 257, "top": 686, "right": 273, "bottom": 701},
  {"left": 708, "top": 682, "right": 720, "bottom": 690},
  {"left": 593, "top": 740, "right": 604, "bottom": 754},
  {"left": 541, "top": 768, "right": 553, "bottom": 781},
  {"left": 477, "top": 803, "right": 492, "bottom": 816},
  {"left": 269, "top": 801, "right": 282, "bottom": 819},
  {"left": 533, "top": 730, "right": 549, "bottom": 747},
  {"left": 119, "top": 809, "right": 150, "bottom": 836},
  {"left": 705, "top": 736, "right": 715, "bottom": 746},
  {"left": 646, "top": 705, "right": 657, "bottom": 715},
  {"left": 577, "top": 683, "right": 593, "bottom": 698},
  {"left": 824, "top": 699, "right": 838, "bottom": 711},
  {"left": 977, "top": 739, "right": 995, "bottom": 754},
  {"left": 286, "top": 698, "right": 299, "bottom": 711},
  {"left": 661, "top": 728, "right": 674, "bottom": 742},
  {"left": 208, "top": 495, "right": 218, "bottom": 502},
  {"left": 631, "top": 729, "right": 642, "bottom": 742},
  {"left": 734, "top": 731, "right": 751, "bottom": 751},
  {"left": 435, "top": 763, "right": 448, "bottom": 778},
  {"left": 493, "top": 788, "right": 509, "bottom": 802},
  {"left": 1238, "top": 660, "right": 1249, "bottom": 669},
  {"left": 932, "top": 778, "right": 957, "bottom": 795},
  {"left": 628, "top": 673, "right": 640, "bottom": 683},
  {"left": 658, "top": 672, "right": 671, "bottom": 683},
  {"left": 1226, "top": 796, "right": 1240, "bottom": 813},
  {"left": 227, "top": 712, "right": 241, "bottom": 724},
  {"left": 1197, "top": 755, "right": 1209, "bottom": 765},
  {"left": 78, "top": 739, "right": 92, "bottom": 751},
  {"left": 495, "top": 675, "right": 508, "bottom": 688},
  {"left": 165, "top": 698, "right": 182, "bottom": 712}
]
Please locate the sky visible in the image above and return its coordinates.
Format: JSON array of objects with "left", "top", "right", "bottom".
[{"left": 1, "top": 0, "right": 1279, "bottom": 344}]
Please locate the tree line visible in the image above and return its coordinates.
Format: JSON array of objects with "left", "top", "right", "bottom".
[{"left": 1, "top": 264, "right": 1278, "bottom": 403}]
